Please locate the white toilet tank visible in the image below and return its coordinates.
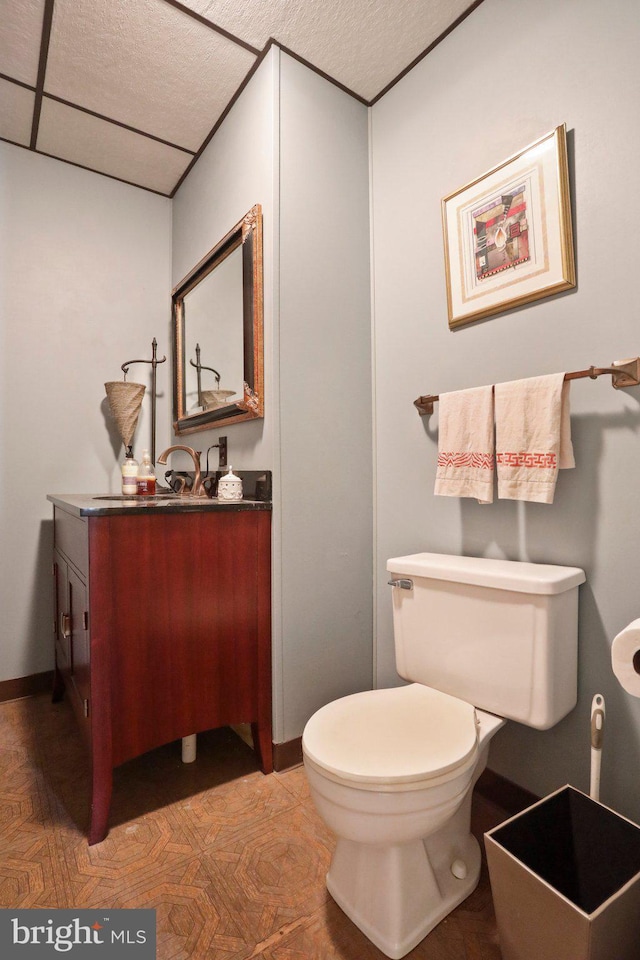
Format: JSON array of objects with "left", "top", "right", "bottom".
[{"left": 387, "top": 553, "right": 585, "bottom": 730}]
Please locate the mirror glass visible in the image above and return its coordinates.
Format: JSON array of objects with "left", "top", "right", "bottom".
[{"left": 172, "top": 204, "right": 264, "bottom": 434}]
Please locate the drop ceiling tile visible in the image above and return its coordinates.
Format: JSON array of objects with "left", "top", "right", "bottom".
[
  {"left": 45, "top": 0, "right": 256, "bottom": 151},
  {"left": 0, "top": 0, "right": 46, "bottom": 86},
  {"left": 0, "top": 78, "right": 35, "bottom": 146},
  {"left": 37, "top": 98, "right": 193, "bottom": 195},
  {"left": 181, "top": 0, "right": 474, "bottom": 101}
]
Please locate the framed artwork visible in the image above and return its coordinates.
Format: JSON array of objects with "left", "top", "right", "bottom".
[{"left": 442, "top": 124, "right": 575, "bottom": 328}]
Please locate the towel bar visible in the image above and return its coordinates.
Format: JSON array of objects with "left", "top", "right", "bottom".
[{"left": 414, "top": 357, "right": 640, "bottom": 416}]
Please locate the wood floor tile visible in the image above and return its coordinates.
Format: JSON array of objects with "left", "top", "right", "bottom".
[
  {"left": 175, "top": 771, "right": 301, "bottom": 853},
  {"left": 272, "top": 766, "right": 310, "bottom": 802},
  {"left": 0, "top": 694, "right": 509, "bottom": 959},
  {"left": 184, "top": 804, "right": 334, "bottom": 956},
  {"left": 0, "top": 698, "right": 41, "bottom": 754},
  {"left": 0, "top": 833, "right": 68, "bottom": 908},
  {"left": 261, "top": 901, "right": 387, "bottom": 959}
]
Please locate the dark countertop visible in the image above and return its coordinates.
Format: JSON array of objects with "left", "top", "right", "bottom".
[{"left": 47, "top": 493, "right": 272, "bottom": 519}]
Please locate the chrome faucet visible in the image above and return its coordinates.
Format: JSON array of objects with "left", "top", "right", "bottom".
[{"left": 156, "top": 445, "right": 207, "bottom": 497}]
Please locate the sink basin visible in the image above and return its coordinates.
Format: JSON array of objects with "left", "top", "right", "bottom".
[{"left": 93, "top": 494, "right": 179, "bottom": 501}]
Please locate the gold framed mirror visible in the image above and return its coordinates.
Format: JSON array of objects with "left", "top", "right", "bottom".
[{"left": 172, "top": 204, "right": 264, "bottom": 434}]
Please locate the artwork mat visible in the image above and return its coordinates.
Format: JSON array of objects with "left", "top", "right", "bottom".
[{"left": 442, "top": 125, "right": 575, "bottom": 328}]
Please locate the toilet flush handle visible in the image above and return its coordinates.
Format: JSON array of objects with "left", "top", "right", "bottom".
[{"left": 387, "top": 578, "right": 413, "bottom": 590}]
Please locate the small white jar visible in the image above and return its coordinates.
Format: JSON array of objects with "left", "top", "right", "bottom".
[{"left": 217, "top": 465, "right": 243, "bottom": 501}]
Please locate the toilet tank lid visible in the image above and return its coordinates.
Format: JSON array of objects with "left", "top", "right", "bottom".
[{"left": 386, "top": 553, "right": 585, "bottom": 595}]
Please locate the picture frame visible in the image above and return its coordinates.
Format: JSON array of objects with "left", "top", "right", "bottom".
[{"left": 442, "top": 124, "right": 575, "bottom": 328}]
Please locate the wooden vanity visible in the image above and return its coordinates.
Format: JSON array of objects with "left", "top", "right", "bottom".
[{"left": 48, "top": 494, "right": 272, "bottom": 844}]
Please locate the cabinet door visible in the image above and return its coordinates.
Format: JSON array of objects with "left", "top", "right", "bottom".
[
  {"left": 54, "top": 551, "right": 90, "bottom": 723},
  {"left": 103, "top": 510, "right": 269, "bottom": 764},
  {"left": 67, "top": 565, "right": 90, "bottom": 718},
  {"left": 53, "top": 551, "right": 71, "bottom": 674}
]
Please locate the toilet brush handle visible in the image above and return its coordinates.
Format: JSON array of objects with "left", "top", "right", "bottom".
[
  {"left": 590, "top": 694, "right": 605, "bottom": 801},
  {"left": 590, "top": 747, "right": 601, "bottom": 801}
]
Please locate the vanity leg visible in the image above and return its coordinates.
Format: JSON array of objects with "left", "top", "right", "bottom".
[
  {"left": 87, "top": 629, "right": 113, "bottom": 845},
  {"left": 251, "top": 721, "right": 273, "bottom": 774},
  {"left": 88, "top": 761, "right": 113, "bottom": 845},
  {"left": 254, "top": 513, "right": 272, "bottom": 775}
]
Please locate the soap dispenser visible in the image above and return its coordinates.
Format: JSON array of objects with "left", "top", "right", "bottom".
[
  {"left": 121, "top": 448, "right": 138, "bottom": 496},
  {"left": 217, "top": 465, "right": 243, "bottom": 502},
  {"left": 136, "top": 449, "right": 156, "bottom": 496}
]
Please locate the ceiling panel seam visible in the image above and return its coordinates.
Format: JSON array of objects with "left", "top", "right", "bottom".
[
  {"left": 273, "top": 40, "right": 368, "bottom": 105},
  {"left": 0, "top": 73, "right": 36, "bottom": 92},
  {"left": 369, "top": 0, "right": 486, "bottom": 105},
  {"left": 34, "top": 145, "right": 174, "bottom": 198},
  {"left": 43, "top": 92, "right": 196, "bottom": 155},
  {"left": 1, "top": 135, "right": 29, "bottom": 151},
  {"left": 161, "top": 0, "right": 262, "bottom": 56},
  {"left": 170, "top": 42, "right": 272, "bottom": 197},
  {"left": 30, "top": 0, "right": 55, "bottom": 150}
]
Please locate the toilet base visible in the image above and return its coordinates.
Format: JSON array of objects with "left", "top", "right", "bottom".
[{"left": 326, "top": 825, "right": 481, "bottom": 959}]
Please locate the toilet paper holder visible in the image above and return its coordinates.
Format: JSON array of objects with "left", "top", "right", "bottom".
[{"left": 611, "top": 619, "right": 640, "bottom": 697}]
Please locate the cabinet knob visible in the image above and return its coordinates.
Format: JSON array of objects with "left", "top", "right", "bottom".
[{"left": 60, "top": 613, "right": 71, "bottom": 639}]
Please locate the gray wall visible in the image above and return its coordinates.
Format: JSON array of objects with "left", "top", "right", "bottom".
[
  {"left": 171, "top": 48, "right": 278, "bottom": 475},
  {"left": 171, "top": 48, "right": 373, "bottom": 744},
  {"left": 0, "top": 142, "right": 171, "bottom": 681},
  {"left": 370, "top": 0, "right": 640, "bottom": 822},
  {"left": 278, "top": 54, "right": 373, "bottom": 739}
]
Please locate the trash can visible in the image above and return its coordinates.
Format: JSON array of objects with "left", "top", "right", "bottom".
[{"left": 485, "top": 785, "right": 640, "bottom": 960}]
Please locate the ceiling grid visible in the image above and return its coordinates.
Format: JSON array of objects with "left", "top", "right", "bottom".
[{"left": 0, "top": 0, "right": 483, "bottom": 196}]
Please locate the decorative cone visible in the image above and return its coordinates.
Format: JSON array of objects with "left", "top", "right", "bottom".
[
  {"left": 201, "top": 388, "right": 235, "bottom": 410},
  {"left": 104, "top": 381, "right": 146, "bottom": 449}
]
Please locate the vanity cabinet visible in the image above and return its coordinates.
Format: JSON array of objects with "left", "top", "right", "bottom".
[{"left": 50, "top": 497, "right": 272, "bottom": 844}]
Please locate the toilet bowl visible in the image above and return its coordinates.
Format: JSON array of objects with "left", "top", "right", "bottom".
[
  {"left": 303, "top": 552, "right": 585, "bottom": 959},
  {"left": 303, "top": 683, "right": 505, "bottom": 958}
]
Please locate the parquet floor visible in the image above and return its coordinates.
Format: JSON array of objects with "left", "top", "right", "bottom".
[{"left": 0, "top": 693, "right": 508, "bottom": 959}]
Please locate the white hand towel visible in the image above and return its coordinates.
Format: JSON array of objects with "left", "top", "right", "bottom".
[
  {"left": 434, "top": 385, "right": 494, "bottom": 504},
  {"left": 495, "top": 373, "right": 574, "bottom": 504}
]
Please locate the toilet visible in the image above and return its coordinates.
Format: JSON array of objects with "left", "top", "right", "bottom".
[{"left": 302, "top": 552, "right": 585, "bottom": 959}]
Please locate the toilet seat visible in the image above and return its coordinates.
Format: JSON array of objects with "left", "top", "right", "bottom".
[{"left": 302, "top": 683, "right": 478, "bottom": 790}]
